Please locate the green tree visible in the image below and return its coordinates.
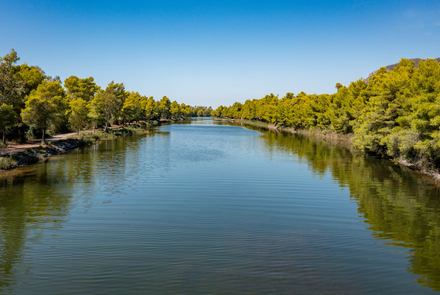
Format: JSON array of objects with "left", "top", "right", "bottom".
[
  {"left": 0, "top": 49, "right": 25, "bottom": 109},
  {"left": 64, "top": 76, "right": 99, "bottom": 101},
  {"left": 158, "top": 96, "right": 171, "bottom": 119},
  {"left": 0, "top": 104, "right": 16, "bottom": 145},
  {"left": 88, "top": 90, "right": 105, "bottom": 132},
  {"left": 9, "top": 60, "right": 46, "bottom": 142},
  {"left": 144, "top": 97, "right": 158, "bottom": 121},
  {"left": 122, "top": 91, "right": 146, "bottom": 124},
  {"left": 212, "top": 105, "right": 228, "bottom": 118},
  {"left": 102, "top": 81, "right": 126, "bottom": 131},
  {"left": 13, "top": 64, "right": 45, "bottom": 96},
  {"left": 335, "top": 82, "right": 343, "bottom": 92},
  {"left": 69, "top": 98, "right": 89, "bottom": 134},
  {"left": 170, "top": 100, "right": 181, "bottom": 119},
  {"left": 21, "top": 80, "right": 66, "bottom": 143},
  {"left": 180, "top": 103, "right": 192, "bottom": 118}
]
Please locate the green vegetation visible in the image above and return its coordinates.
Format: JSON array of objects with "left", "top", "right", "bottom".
[
  {"left": 191, "top": 105, "right": 213, "bottom": 117},
  {"left": 0, "top": 156, "right": 17, "bottom": 170},
  {"left": 0, "top": 49, "right": 212, "bottom": 146},
  {"left": 21, "top": 80, "right": 67, "bottom": 142},
  {"left": 214, "top": 58, "right": 440, "bottom": 173},
  {"left": 74, "top": 124, "right": 148, "bottom": 141},
  {"left": 0, "top": 103, "right": 16, "bottom": 144}
]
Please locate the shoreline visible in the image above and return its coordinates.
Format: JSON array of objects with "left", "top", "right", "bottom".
[
  {"left": 225, "top": 118, "right": 353, "bottom": 147},
  {"left": 5, "top": 118, "right": 439, "bottom": 182},
  {"left": 219, "top": 118, "right": 440, "bottom": 182},
  {"left": 0, "top": 123, "right": 156, "bottom": 172},
  {"left": 0, "top": 132, "right": 78, "bottom": 157},
  {"left": 0, "top": 138, "right": 88, "bottom": 172}
]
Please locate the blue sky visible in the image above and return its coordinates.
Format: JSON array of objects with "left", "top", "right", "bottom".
[{"left": 1, "top": 0, "right": 439, "bottom": 108}]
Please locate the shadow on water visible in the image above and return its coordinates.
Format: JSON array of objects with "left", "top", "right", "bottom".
[
  {"left": 0, "top": 128, "right": 171, "bottom": 293},
  {"left": 0, "top": 164, "right": 74, "bottom": 291},
  {"left": 230, "top": 121, "right": 440, "bottom": 292}
]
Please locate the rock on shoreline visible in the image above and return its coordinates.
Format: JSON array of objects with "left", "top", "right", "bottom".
[{"left": 0, "top": 139, "right": 84, "bottom": 172}]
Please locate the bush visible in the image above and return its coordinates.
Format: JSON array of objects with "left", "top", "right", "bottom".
[
  {"left": 0, "top": 156, "right": 18, "bottom": 170},
  {"left": 26, "top": 127, "right": 36, "bottom": 140}
]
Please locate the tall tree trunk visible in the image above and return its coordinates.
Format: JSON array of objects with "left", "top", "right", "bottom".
[
  {"left": 42, "top": 128, "right": 46, "bottom": 144},
  {"left": 19, "top": 125, "right": 25, "bottom": 143},
  {"left": 105, "top": 113, "right": 110, "bottom": 132},
  {"left": 2, "top": 130, "right": 6, "bottom": 145}
]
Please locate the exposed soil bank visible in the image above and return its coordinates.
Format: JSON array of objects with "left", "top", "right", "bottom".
[{"left": 0, "top": 132, "right": 77, "bottom": 156}]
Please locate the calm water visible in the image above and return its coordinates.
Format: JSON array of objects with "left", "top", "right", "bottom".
[{"left": 1, "top": 118, "right": 440, "bottom": 294}]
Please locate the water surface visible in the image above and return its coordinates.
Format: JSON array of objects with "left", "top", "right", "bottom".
[{"left": 1, "top": 118, "right": 440, "bottom": 294}]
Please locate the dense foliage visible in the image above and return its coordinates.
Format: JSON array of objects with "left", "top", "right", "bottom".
[
  {"left": 0, "top": 49, "right": 211, "bottom": 144},
  {"left": 213, "top": 58, "right": 440, "bottom": 171}
]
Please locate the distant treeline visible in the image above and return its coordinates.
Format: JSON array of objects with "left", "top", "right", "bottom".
[
  {"left": 212, "top": 58, "right": 440, "bottom": 171},
  {"left": 0, "top": 49, "right": 212, "bottom": 144}
]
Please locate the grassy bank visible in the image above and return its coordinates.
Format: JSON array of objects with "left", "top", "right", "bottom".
[{"left": 72, "top": 124, "right": 151, "bottom": 143}]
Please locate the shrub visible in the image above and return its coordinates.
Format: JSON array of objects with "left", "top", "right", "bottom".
[{"left": 0, "top": 157, "right": 18, "bottom": 170}]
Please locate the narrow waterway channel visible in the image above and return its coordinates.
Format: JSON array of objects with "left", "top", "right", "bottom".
[{"left": 1, "top": 118, "right": 439, "bottom": 294}]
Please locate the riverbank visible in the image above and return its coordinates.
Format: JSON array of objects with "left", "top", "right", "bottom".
[
  {"left": 224, "top": 118, "right": 353, "bottom": 147},
  {"left": 220, "top": 118, "right": 440, "bottom": 182},
  {"left": 0, "top": 123, "right": 156, "bottom": 172},
  {"left": 0, "top": 138, "right": 88, "bottom": 171}
]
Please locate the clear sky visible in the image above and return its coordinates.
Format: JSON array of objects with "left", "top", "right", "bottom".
[{"left": 1, "top": 0, "right": 439, "bottom": 108}]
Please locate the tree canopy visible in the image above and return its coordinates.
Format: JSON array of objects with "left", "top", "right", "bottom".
[
  {"left": 0, "top": 49, "right": 212, "bottom": 146},
  {"left": 213, "top": 58, "right": 440, "bottom": 171}
]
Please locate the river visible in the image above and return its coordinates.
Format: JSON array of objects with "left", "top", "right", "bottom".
[{"left": 0, "top": 118, "right": 439, "bottom": 294}]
